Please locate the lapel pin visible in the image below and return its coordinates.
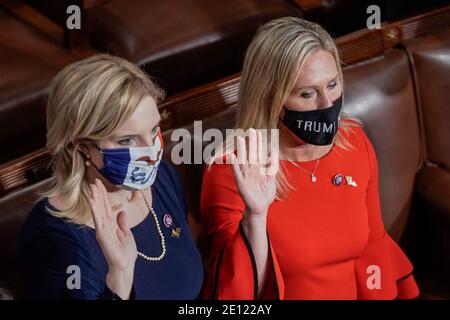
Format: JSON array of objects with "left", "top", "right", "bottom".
[
  {"left": 163, "top": 213, "right": 173, "bottom": 228},
  {"left": 171, "top": 227, "right": 181, "bottom": 238},
  {"left": 332, "top": 174, "right": 343, "bottom": 186},
  {"left": 345, "top": 176, "right": 358, "bottom": 187}
]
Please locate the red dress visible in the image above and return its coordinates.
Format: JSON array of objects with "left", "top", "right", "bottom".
[{"left": 200, "top": 123, "right": 419, "bottom": 300}]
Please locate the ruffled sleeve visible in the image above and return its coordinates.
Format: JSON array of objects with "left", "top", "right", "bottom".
[
  {"left": 355, "top": 128, "right": 420, "bottom": 299},
  {"left": 200, "top": 162, "right": 284, "bottom": 300}
]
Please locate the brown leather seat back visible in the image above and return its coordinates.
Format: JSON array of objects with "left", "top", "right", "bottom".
[
  {"left": 342, "top": 48, "right": 422, "bottom": 240},
  {"left": 404, "top": 28, "right": 450, "bottom": 171},
  {"left": 162, "top": 107, "right": 237, "bottom": 221},
  {"left": 88, "top": 0, "right": 298, "bottom": 94}
]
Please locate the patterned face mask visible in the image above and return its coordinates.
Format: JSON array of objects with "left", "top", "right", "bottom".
[{"left": 90, "top": 129, "right": 164, "bottom": 190}]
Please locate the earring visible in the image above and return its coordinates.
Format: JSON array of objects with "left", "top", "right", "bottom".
[{"left": 85, "top": 154, "right": 90, "bottom": 167}]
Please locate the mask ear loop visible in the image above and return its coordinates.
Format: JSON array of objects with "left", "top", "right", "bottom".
[
  {"left": 279, "top": 104, "right": 291, "bottom": 124},
  {"left": 156, "top": 127, "right": 164, "bottom": 150},
  {"left": 90, "top": 141, "right": 103, "bottom": 153},
  {"left": 338, "top": 92, "right": 344, "bottom": 121}
]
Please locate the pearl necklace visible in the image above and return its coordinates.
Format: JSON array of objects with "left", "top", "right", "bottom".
[{"left": 137, "top": 189, "right": 166, "bottom": 261}]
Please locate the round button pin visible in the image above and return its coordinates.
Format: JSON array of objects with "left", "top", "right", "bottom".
[
  {"left": 332, "top": 174, "right": 343, "bottom": 186},
  {"left": 163, "top": 213, "right": 173, "bottom": 228}
]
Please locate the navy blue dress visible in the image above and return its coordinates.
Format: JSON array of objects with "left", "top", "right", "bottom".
[{"left": 17, "top": 161, "right": 204, "bottom": 300}]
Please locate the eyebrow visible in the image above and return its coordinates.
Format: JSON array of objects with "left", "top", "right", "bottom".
[
  {"left": 113, "top": 119, "right": 161, "bottom": 139},
  {"left": 294, "top": 74, "right": 339, "bottom": 91}
]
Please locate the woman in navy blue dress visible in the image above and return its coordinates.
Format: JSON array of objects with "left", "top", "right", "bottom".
[{"left": 17, "top": 54, "right": 203, "bottom": 300}]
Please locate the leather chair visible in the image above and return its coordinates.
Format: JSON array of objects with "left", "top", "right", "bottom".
[
  {"left": 0, "top": 7, "right": 78, "bottom": 165},
  {"left": 403, "top": 28, "right": 450, "bottom": 297},
  {"left": 342, "top": 48, "right": 422, "bottom": 241},
  {"left": 404, "top": 28, "right": 450, "bottom": 172},
  {"left": 86, "top": 0, "right": 299, "bottom": 94}
]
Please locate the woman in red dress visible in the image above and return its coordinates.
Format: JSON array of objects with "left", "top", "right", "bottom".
[{"left": 200, "top": 17, "right": 419, "bottom": 300}]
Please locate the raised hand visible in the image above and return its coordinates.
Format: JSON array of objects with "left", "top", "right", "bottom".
[
  {"left": 88, "top": 178, "right": 137, "bottom": 299},
  {"left": 229, "top": 129, "right": 279, "bottom": 216},
  {"left": 228, "top": 129, "right": 279, "bottom": 294}
]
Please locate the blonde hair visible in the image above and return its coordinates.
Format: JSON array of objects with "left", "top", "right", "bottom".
[
  {"left": 211, "top": 17, "right": 361, "bottom": 199},
  {"left": 39, "top": 54, "right": 164, "bottom": 225}
]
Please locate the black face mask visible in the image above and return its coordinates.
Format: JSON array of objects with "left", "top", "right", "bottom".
[{"left": 281, "top": 94, "right": 343, "bottom": 146}]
